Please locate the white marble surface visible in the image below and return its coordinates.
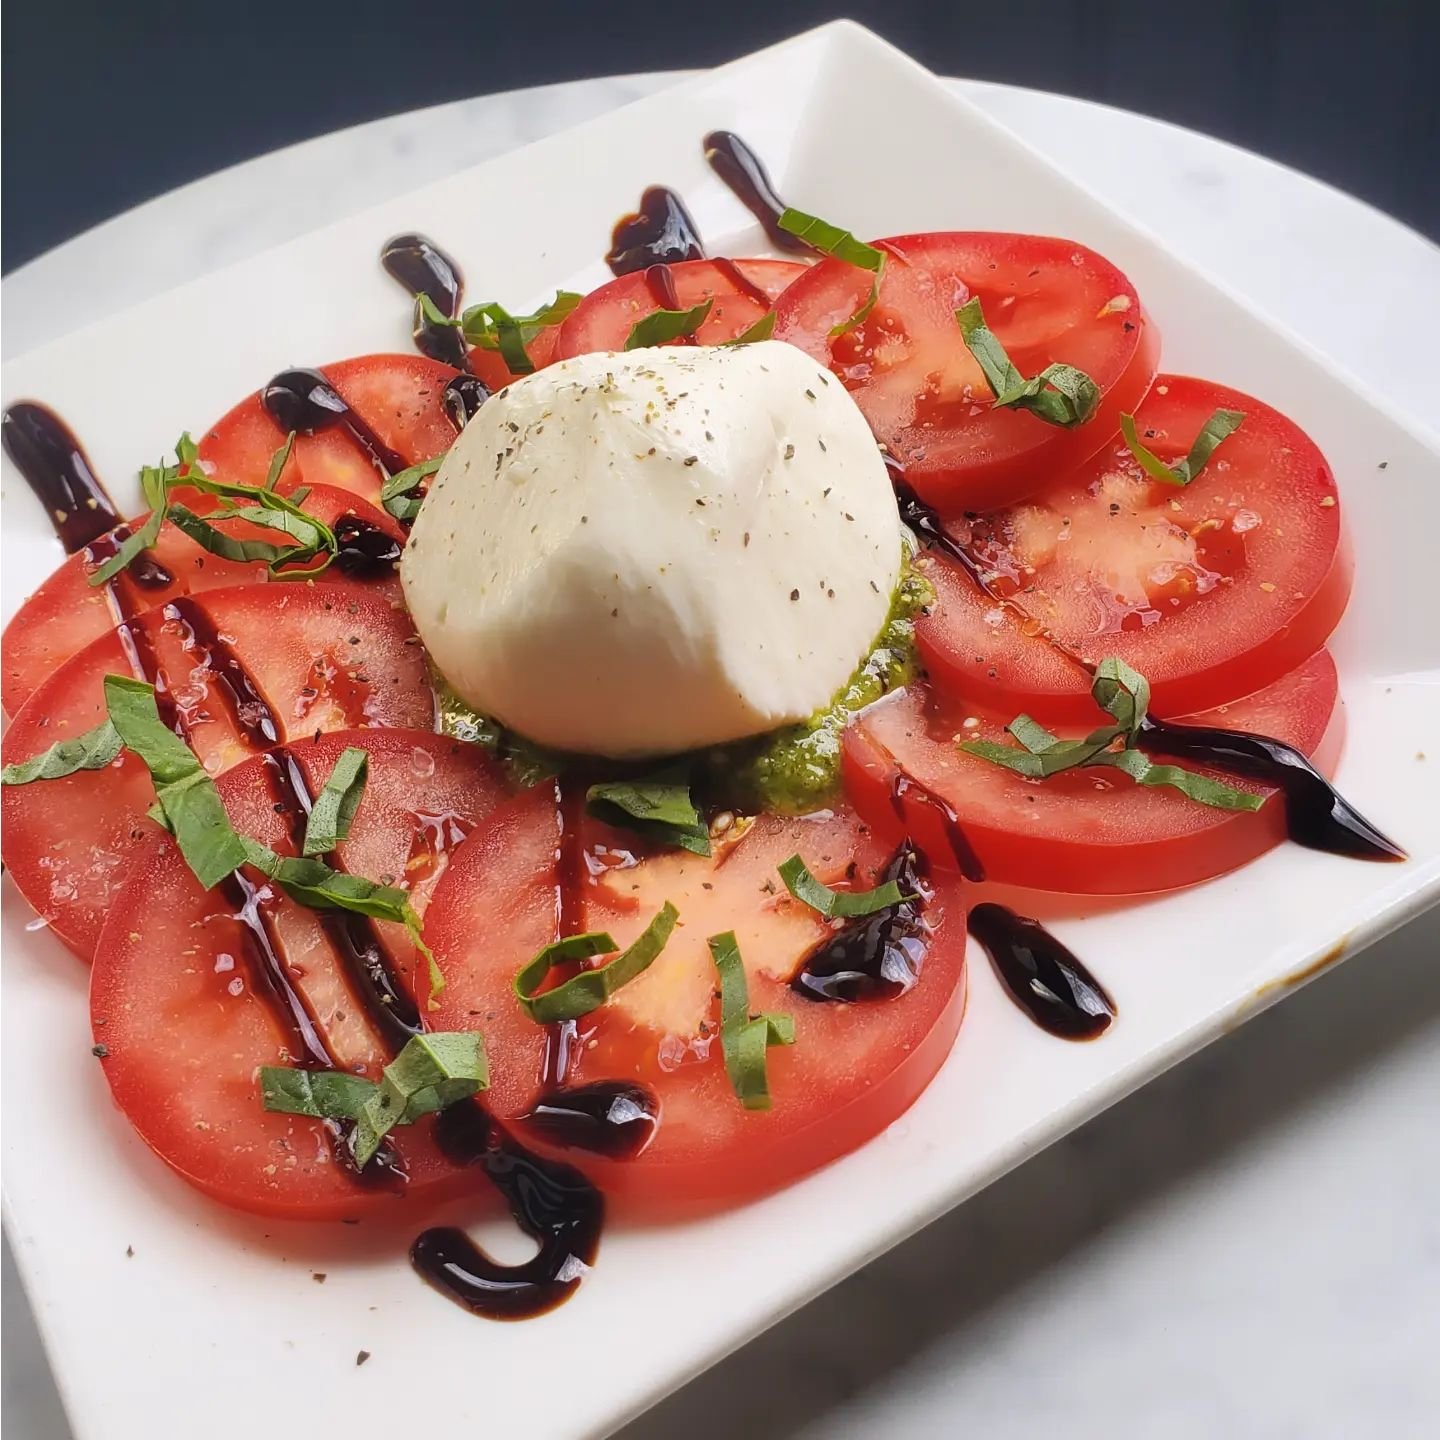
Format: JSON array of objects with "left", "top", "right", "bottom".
[{"left": 4, "top": 71, "right": 1439, "bottom": 1440}]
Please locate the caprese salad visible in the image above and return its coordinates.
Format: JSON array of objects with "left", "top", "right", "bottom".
[{"left": 0, "top": 131, "right": 1401, "bottom": 1321}]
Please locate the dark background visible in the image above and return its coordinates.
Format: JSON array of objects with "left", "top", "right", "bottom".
[{"left": 4, "top": 0, "right": 1438, "bottom": 271}]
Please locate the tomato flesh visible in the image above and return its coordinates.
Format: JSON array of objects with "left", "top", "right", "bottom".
[
  {"left": 555, "top": 258, "right": 806, "bottom": 358},
  {"left": 773, "top": 232, "right": 1159, "bottom": 511},
  {"left": 89, "top": 729, "right": 510, "bottom": 1220},
  {"left": 466, "top": 322, "right": 562, "bottom": 390},
  {"left": 198, "top": 354, "right": 459, "bottom": 506},
  {"left": 1, "top": 583, "right": 434, "bottom": 960},
  {"left": 1, "top": 486, "right": 401, "bottom": 717},
  {"left": 843, "top": 650, "right": 1343, "bottom": 895},
  {"left": 424, "top": 785, "right": 969, "bottom": 1216},
  {"left": 916, "top": 375, "right": 1352, "bottom": 720}
]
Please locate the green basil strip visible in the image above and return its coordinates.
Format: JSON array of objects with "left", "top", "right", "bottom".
[
  {"left": 723, "top": 311, "right": 777, "bottom": 345},
  {"left": 955, "top": 298, "right": 1100, "bottom": 428},
  {"left": 460, "top": 290, "right": 583, "bottom": 374},
  {"left": 259, "top": 1067, "right": 377, "bottom": 1120},
  {"left": 1096, "top": 746, "right": 1263, "bottom": 812},
  {"left": 777, "top": 206, "right": 886, "bottom": 339},
  {"left": 380, "top": 456, "right": 442, "bottom": 523},
  {"left": 708, "top": 931, "right": 795, "bottom": 1111},
  {"left": 87, "top": 447, "right": 177, "bottom": 585},
  {"left": 777, "top": 854, "right": 908, "bottom": 918},
  {"left": 777, "top": 207, "right": 885, "bottom": 271},
  {"left": 302, "top": 747, "right": 368, "bottom": 856},
  {"left": 237, "top": 837, "right": 444, "bottom": 1000},
  {"left": 264, "top": 432, "right": 296, "bottom": 490},
  {"left": 1, "top": 720, "right": 123, "bottom": 785},
  {"left": 259, "top": 1032, "right": 488, "bottom": 1167},
  {"left": 513, "top": 903, "right": 679, "bottom": 1024},
  {"left": 352, "top": 1031, "right": 488, "bottom": 1167},
  {"left": 103, "top": 675, "right": 249, "bottom": 887},
  {"left": 165, "top": 505, "right": 303, "bottom": 569},
  {"left": 624, "top": 299, "right": 715, "bottom": 351},
  {"left": 1119, "top": 407, "right": 1246, "bottom": 487},
  {"left": 586, "top": 768, "right": 711, "bottom": 856},
  {"left": 961, "top": 656, "right": 1265, "bottom": 813}
]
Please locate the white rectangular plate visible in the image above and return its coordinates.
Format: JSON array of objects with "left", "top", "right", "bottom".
[{"left": 4, "top": 21, "right": 1439, "bottom": 1440}]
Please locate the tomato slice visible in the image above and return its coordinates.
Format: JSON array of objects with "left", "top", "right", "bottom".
[
  {"left": 1, "top": 487, "right": 402, "bottom": 717},
  {"left": 773, "top": 232, "right": 1160, "bottom": 512},
  {"left": 424, "top": 785, "right": 969, "bottom": 1217},
  {"left": 89, "top": 728, "right": 509, "bottom": 1220},
  {"left": 466, "top": 322, "right": 561, "bottom": 390},
  {"left": 843, "top": 650, "right": 1343, "bottom": 895},
  {"left": 1, "top": 583, "right": 434, "bottom": 960},
  {"left": 198, "top": 354, "right": 459, "bottom": 505},
  {"left": 915, "top": 376, "right": 1353, "bottom": 720},
  {"left": 554, "top": 258, "right": 806, "bottom": 358}
]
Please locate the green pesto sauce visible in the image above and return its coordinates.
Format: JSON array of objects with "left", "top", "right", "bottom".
[
  {"left": 430, "top": 555, "right": 932, "bottom": 814},
  {"left": 700, "top": 556, "right": 933, "bottom": 814}
]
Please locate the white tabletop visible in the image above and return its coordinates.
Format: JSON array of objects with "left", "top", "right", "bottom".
[{"left": 5, "top": 72, "right": 1439, "bottom": 1440}]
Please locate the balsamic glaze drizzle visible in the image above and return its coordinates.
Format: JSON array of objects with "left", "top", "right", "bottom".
[
  {"left": 967, "top": 904, "right": 1116, "bottom": 1040},
  {"left": 607, "top": 187, "right": 706, "bottom": 276},
  {"left": 890, "top": 773, "right": 986, "bottom": 881},
  {"left": 381, "top": 233, "right": 470, "bottom": 370},
  {"left": 412, "top": 1103, "right": 604, "bottom": 1320},
  {"left": 794, "top": 841, "right": 933, "bottom": 1003},
  {"left": 521, "top": 1081, "right": 660, "bottom": 1161},
  {"left": 1140, "top": 717, "right": 1405, "bottom": 862},
  {"left": 2, "top": 402, "right": 122, "bottom": 551},
  {"left": 260, "top": 368, "right": 408, "bottom": 477},
  {"left": 332, "top": 513, "right": 402, "bottom": 579},
  {"left": 442, "top": 374, "right": 491, "bottom": 431},
  {"left": 702, "top": 131, "right": 810, "bottom": 254},
  {"left": 163, "top": 597, "right": 280, "bottom": 748}
]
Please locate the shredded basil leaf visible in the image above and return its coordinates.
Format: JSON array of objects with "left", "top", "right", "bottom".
[
  {"left": 955, "top": 298, "right": 1101, "bottom": 428},
  {"left": 102, "top": 675, "right": 249, "bottom": 886},
  {"left": 777, "top": 206, "right": 885, "bottom": 338},
  {"left": 723, "top": 311, "right": 777, "bottom": 345},
  {"left": 302, "top": 747, "right": 368, "bottom": 856},
  {"left": 165, "top": 504, "right": 312, "bottom": 571},
  {"left": 352, "top": 1031, "right": 487, "bottom": 1167},
  {"left": 777, "top": 854, "right": 909, "bottom": 918},
  {"left": 1119, "top": 408, "right": 1246, "bottom": 487},
  {"left": 513, "top": 903, "right": 679, "bottom": 1024},
  {"left": 87, "top": 439, "right": 191, "bottom": 585},
  {"left": 259, "top": 1032, "right": 488, "bottom": 1168},
  {"left": 380, "top": 456, "right": 442, "bottom": 524},
  {"left": 264, "top": 432, "right": 296, "bottom": 491},
  {"left": 258, "top": 1067, "right": 376, "bottom": 1120},
  {"left": 586, "top": 768, "right": 711, "bottom": 856},
  {"left": 459, "top": 291, "right": 582, "bottom": 374},
  {"left": 1, "top": 720, "right": 123, "bottom": 786},
  {"left": 961, "top": 657, "right": 1263, "bottom": 812},
  {"left": 624, "top": 299, "right": 714, "bottom": 351},
  {"left": 708, "top": 931, "right": 795, "bottom": 1110}
]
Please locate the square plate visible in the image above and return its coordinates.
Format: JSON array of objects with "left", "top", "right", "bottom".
[{"left": 4, "top": 20, "right": 1439, "bottom": 1440}]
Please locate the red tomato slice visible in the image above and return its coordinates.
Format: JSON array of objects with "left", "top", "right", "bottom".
[
  {"left": 773, "top": 232, "right": 1160, "bottom": 511},
  {"left": 1, "top": 583, "right": 434, "bottom": 960},
  {"left": 554, "top": 258, "right": 806, "bottom": 358},
  {"left": 843, "top": 650, "right": 1343, "bottom": 895},
  {"left": 466, "top": 322, "right": 561, "bottom": 390},
  {"left": 915, "top": 376, "right": 1353, "bottom": 720},
  {"left": 198, "top": 354, "right": 459, "bottom": 505},
  {"left": 424, "top": 785, "right": 969, "bottom": 1217},
  {"left": 1, "top": 487, "right": 402, "bottom": 717},
  {"left": 89, "top": 728, "right": 509, "bottom": 1220}
]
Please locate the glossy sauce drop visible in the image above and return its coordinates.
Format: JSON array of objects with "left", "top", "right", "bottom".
[
  {"left": 794, "top": 841, "right": 933, "bottom": 1003},
  {"left": 2, "top": 402, "right": 122, "bottom": 551},
  {"left": 702, "top": 131, "right": 810, "bottom": 253},
  {"left": 411, "top": 1103, "right": 604, "bottom": 1320},
  {"left": 521, "top": 1081, "right": 659, "bottom": 1160},
  {"left": 380, "top": 233, "right": 470, "bottom": 370},
  {"left": 967, "top": 903, "right": 1116, "bottom": 1040},
  {"left": 260, "top": 368, "right": 408, "bottom": 478},
  {"left": 332, "top": 514, "right": 402, "bottom": 579},
  {"left": 607, "top": 186, "right": 706, "bottom": 276},
  {"left": 1140, "top": 717, "right": 1406, "bottom": 862},
  {"left": 442, "top": 374, "right": 491, "bottom": 431}
]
